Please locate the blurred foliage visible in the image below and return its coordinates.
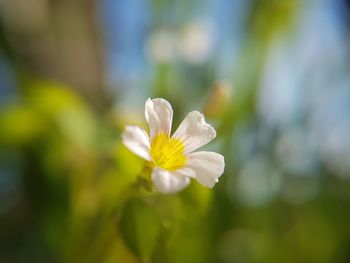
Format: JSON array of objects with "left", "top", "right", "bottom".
[{"left": 1, "top": 0, "right": 350, "bottom": 262}]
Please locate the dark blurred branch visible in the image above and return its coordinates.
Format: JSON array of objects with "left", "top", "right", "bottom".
[{"left": 0, "top": 0, "right": 110, "bottom": 112}]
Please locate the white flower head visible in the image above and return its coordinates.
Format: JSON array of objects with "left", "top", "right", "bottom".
[{"left": 122, "top": 98, "right": 225, "bottom": 194}]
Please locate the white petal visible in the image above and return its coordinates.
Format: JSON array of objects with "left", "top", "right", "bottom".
[
  {"left": 151, "top": 167, "right": 190, "bottom": 194},
  {"left": 145, "top": 98, "right": 173, "bottom": 139},
  {"left": 172, "top": 111, "right": 216, "bottom": 153},
  {"left": 122, "top": 125, "right": 151, "bottom": 161},
  {"left": 184, "top": 151, "right": 225, "bottom": 188}
]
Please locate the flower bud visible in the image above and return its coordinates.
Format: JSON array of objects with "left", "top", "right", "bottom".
[{"left": 203, "top": 81, "right": 232, "bottom": 118}]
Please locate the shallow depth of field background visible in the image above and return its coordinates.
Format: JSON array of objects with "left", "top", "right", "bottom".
[{"left": 1, "top": 0, "right": 350, "bottom": 262}]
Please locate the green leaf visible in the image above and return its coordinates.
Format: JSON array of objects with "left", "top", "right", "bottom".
[{"left": 119, "top": 198, "right": 161, "bottom": 259}]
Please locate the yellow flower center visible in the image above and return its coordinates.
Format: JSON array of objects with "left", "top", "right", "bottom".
[{"left": 150, "top": 133, "right": 187, "bottom": 170}]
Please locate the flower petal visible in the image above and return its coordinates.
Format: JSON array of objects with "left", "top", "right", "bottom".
[
  {"left": 151, "top": 167, "right": 190, "bottom": 193},
  {"left": 184, "top": 151, "right": 225, "bottom": 188},
  {"left": 145, "top": 98, "right": 173, "bottom": 139},
  {"left": 122, "top": 125, "right": 151, "bottom": 161},
  {"left": 172, "top": 111, "right": 216, "bottom": 153}
]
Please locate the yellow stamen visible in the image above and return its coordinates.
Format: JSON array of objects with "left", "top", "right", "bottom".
[{"left": 150, "top": 133, "right": 186, "bottom": 170}]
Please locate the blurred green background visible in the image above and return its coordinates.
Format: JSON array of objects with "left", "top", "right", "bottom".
[{"left": 1, "top": 0, "right": 350, "bottom": 262}]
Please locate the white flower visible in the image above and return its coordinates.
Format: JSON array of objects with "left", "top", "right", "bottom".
[{"left": 122, "top": 98, "right": 225, "bottom": 194}]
